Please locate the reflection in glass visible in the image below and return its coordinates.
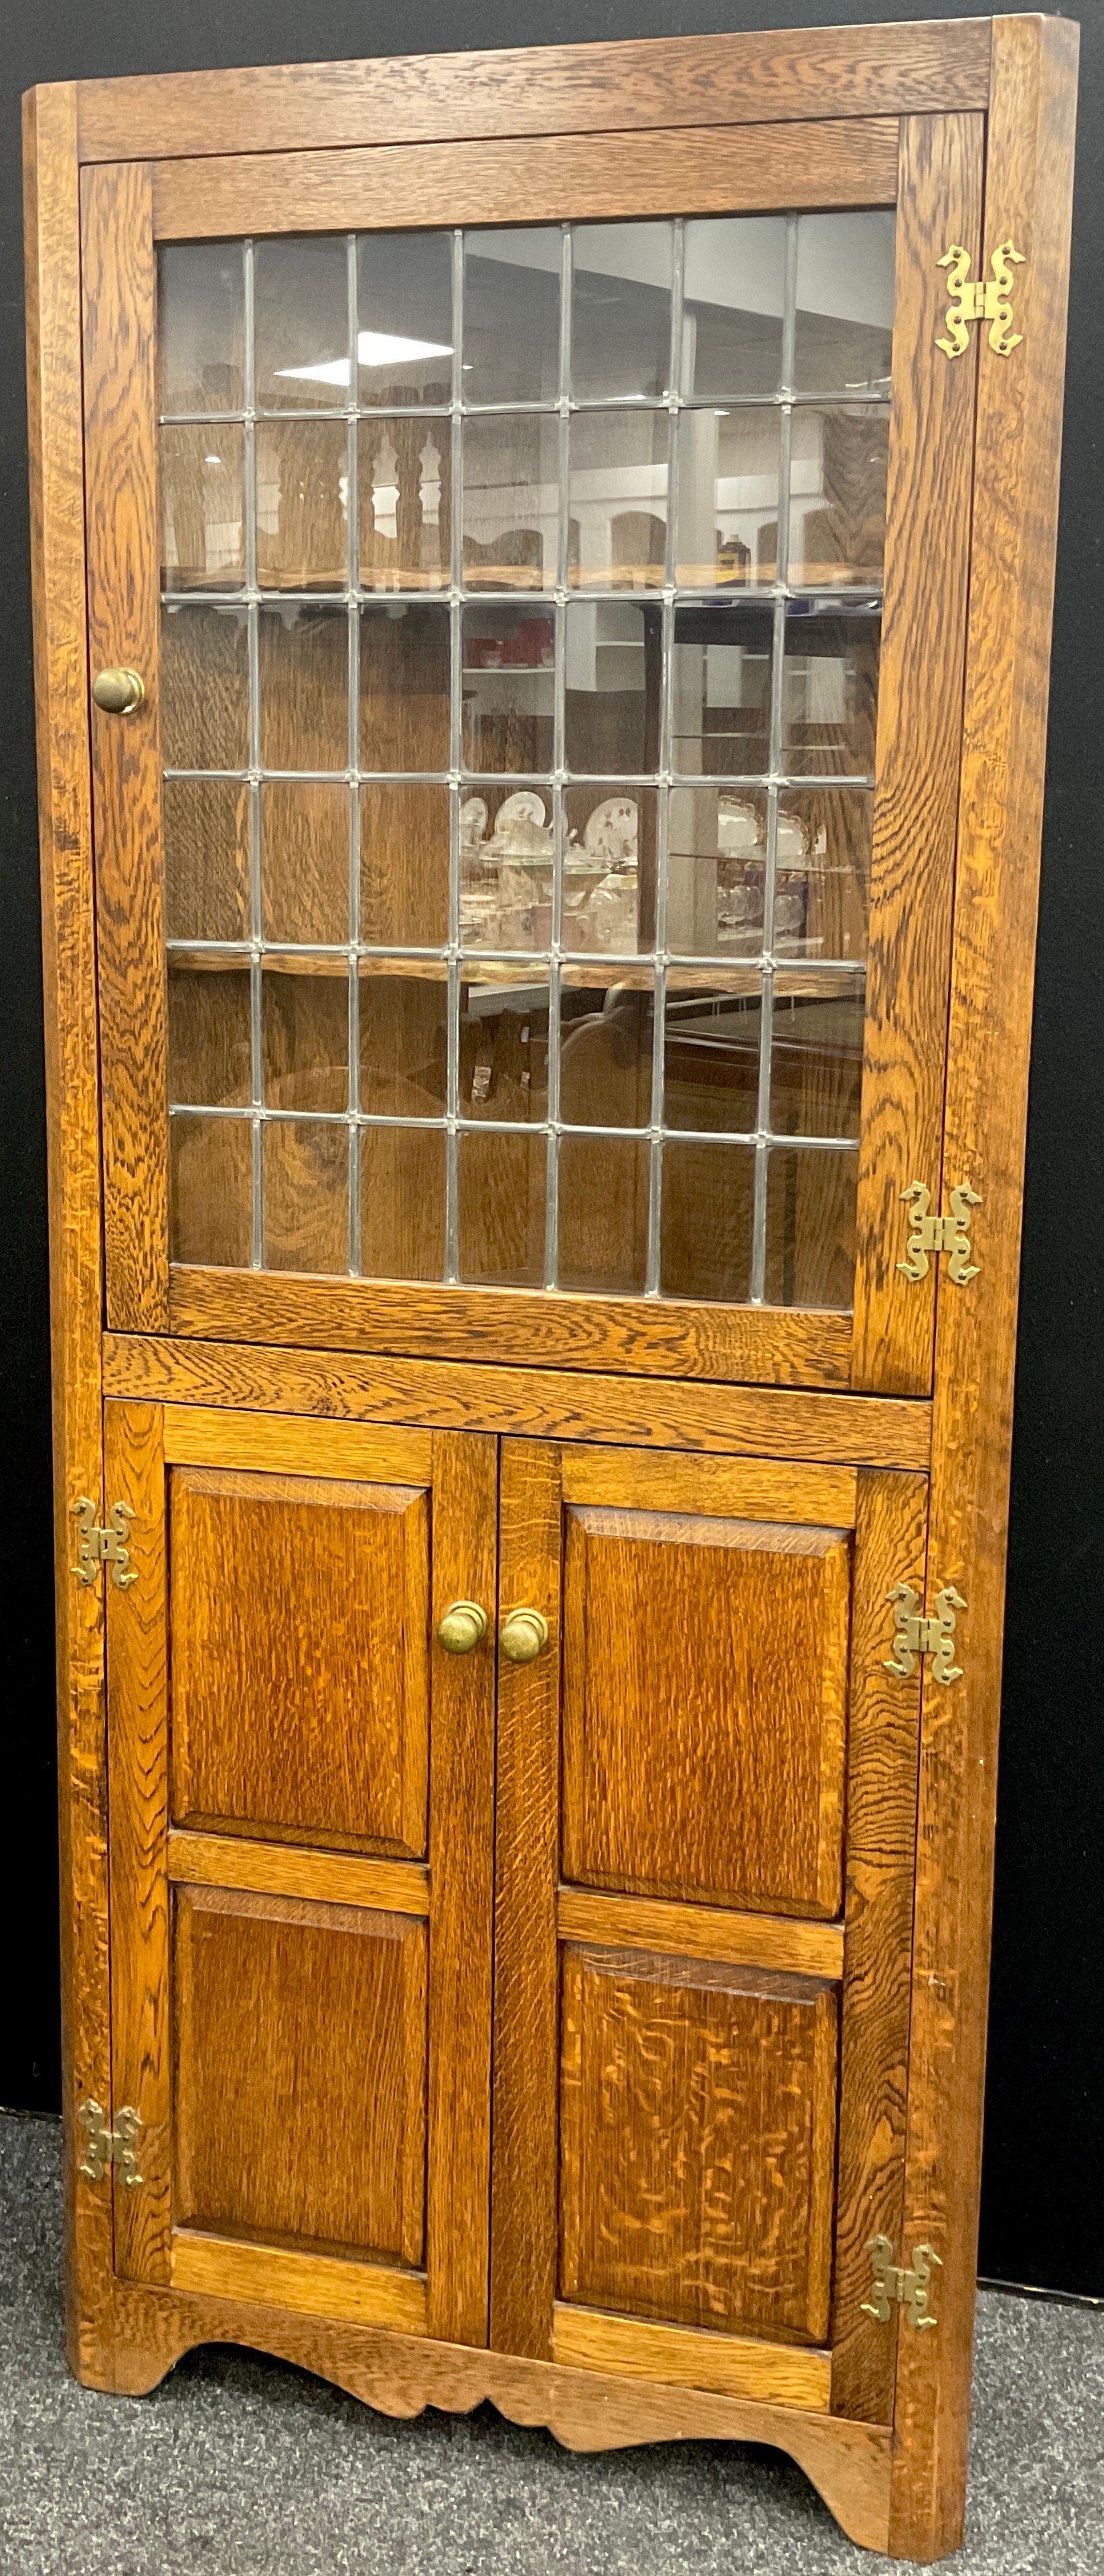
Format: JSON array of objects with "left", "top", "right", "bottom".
[
  {"left": 254, "top": 238, "right": 349, "bottom": 408},
  {"left": 262, "top": 960, "right": 349, "bottom": 1112},
  {"left": 682, "top": 217, "right": 786, "bottom": 402},
  {"left": 560, "top": 973, "right": 653, "bottom": 1128},
  {"left": 358, "top": 232, "right": 455, "bottom": 406},
  {"left": 564, "top": 601, "right": 657, "bottom": 775},
  {"left": 562, "top": 785, "right": 655, "bottom": 956},
  {"left": 459, "top": 790, "right": 554, "bottom": 951},
  {"left": 462, "top": 605, "right": 555, "bottom": 771},
  {"left": 462, "top": 414, "right": 559, "bottom": 590},
  {"left": 165, "top": 777, "right": 250, "bottom": 943},
  {"left": 463, "top": 229, "right": 561, "bottom": 404},
  {"left": 361, "top": 1126, "right": 446, "bottom": 1280},
  {"left": 672, "top": 603, "right": 773, "bottom": 778},
  {"left": 169, "top": 959, "right": 252, "bottom": 1107},
  {"left": 570, "top": 222, "right": 672, "bottom": 402},
  {"left": 765, "top": 1143, "right": 857, "bottom": 1307},
  {"left": 256, "top": 421, "right": 348, "bottom": 590},
  {"left": 793, "top": 212, "right": 896, "bottom": 394},
  {"left": 361, "top": 783, "right": 449, "bottom": 948},
  {"left": 360, "top": 417, "right": 451, "bottom": 591},
  {"left": 258, "top": 605, "right": 348, "bottom": 771},
  {"left": 171, "top": 1114, "right": 252, "bottom": 1266},
  {"left": 261, "top": 783, "right": 349, "bottom": 945},
  {"left": 663, "top": 976, "right": 761, "bottom": 1132},
  {"left": 360, "top": 965, "right": 448, "bottom": 1117},
  {"left": 558, "top": 1135, "right": 649, "bottom": 1294},
  {"left": 788, "top": 408, "right": 889, "bottom": 588},
  {"left": 458, "top": 1129, "right": 546, "bottom": 1286},
  {"left": 660, "top": 1140, "right": 754, "bottom": 1301},
  {"left": 775, "top": 792, "right": 872, "bottom": 960},
  {"left": 159, "top": 244, "right": 244, "bottom": 416},
  {"left": 769, "top": 975, "right": 864, "bottom": 1138},
  {"left": 360, "top": 603, "right": 450, "bottom": 772},
  {"left": 459, "top": 972, "right": 549, "bottom": 1121},
  {"left": 161, "top": 605, "right": 249, "bottom": 770},
  {"left": 568, "top": 410, "right": 669, "bottom": 588},
  {"left": 161, "top": 426, "right": 245, "bottom": 591},
  {"left": 264, "top": 1120, "right": 349, "bottom": 1274},
  {"left": 674, "top": 407, "right": 781, "bottom": 587},
  {"left": 782, "top": 601, "right": 880, "bottom": 777},
  {"left": 667, "top": 786, "right": 768, "bottom": 958}
]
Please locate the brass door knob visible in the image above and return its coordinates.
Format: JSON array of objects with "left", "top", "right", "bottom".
[
  {"left": 92, "top": 666, "right": 145, "bottom": 715},
  {"left": 499, "top": 1607, "right": 550, "bottom": 1665},
  {"left": 436, "top": 1600, "right": 488, "bottom": 1655}
]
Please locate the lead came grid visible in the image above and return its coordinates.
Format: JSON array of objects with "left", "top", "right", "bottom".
[{"left": 161, "top": 216, "right": 893, "bottom": 1300}]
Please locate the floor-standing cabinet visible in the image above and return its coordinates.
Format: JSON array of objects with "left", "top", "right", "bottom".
[{"left": 25, "top": 20, "right": 1077, "bottom": 2559}]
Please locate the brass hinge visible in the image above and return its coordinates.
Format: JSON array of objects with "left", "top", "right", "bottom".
[
  {"left": 897, "top": 1181, "right": 980, "bottom": 1285},
  {"left": 885, "top": 1582, "right": 967, "bottom": 1684},
  {"left": 937, "top": 240, "right": 1025, "bottom": 357},
  {"left": 862, "top": 2235, "right": 941, "bottom": 2332},
  {"left": 77, "top": 2100, "right": 143, "bottom": 2188},
  {"left": 72, "top": 1497, "right": 137, "bottom": 1590}
]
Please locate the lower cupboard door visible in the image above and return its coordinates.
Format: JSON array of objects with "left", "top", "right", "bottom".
[
  {"left": 490, "top": 1437, "right": 928, "bottom": 2424},
  {"left": 102, "top": 1397, "right": 496, "bottom": 2348}
]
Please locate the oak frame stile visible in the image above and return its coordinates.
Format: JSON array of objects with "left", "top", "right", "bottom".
[{"left": 24, "top": 18, "right": 1077, "bottom": 2563}]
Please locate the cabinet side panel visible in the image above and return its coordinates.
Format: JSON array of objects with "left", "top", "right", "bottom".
[
  {"left": 104, "top": 1398, "right": 171, "bottom": 2285},
  {"left": 82, "top": 161, "right": 169, "bottom": 1333},
  {"left": 890, "top": 18, "right": 1079, "bottom": 2561},
  {"left": 23, "top": 78, "right": 112, "bottom": 2385}
]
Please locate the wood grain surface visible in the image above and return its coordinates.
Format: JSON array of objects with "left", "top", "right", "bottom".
[
  {"left": 560, "top": 1503, "right": 850, "bottom": 1917},
  {"left": 890, "top": 20, "right": 1079, "bottom": 2560},
  {"left": 161, "top": 1406, "right": 432, "bottom": 1485},
  {"left": 172, "top": 1886, "right": 428, "bottom": 2267},
  {"left": 167, "top": 1266, "right": 854, "bottom": 1391},
  {"left": 151, "top": 119, "right": 898, "bottom": 242},
  {"left": 106, "top": 2272, "right": 894, "bottom": 2547},
  {"left": 169, "top": 1463, "right": 430, "bottom": 1856},
  {"left": 74, "top": 23, "right": 992, "bottom": 161},
  {"left": 169, "top": 2234, "right": 428, "bottom": 2335},
  {"left": 559, "top": 1946, "right": 838, "bottom": 2345},
  {"left": 23, "top": 78, "right": 113, "bottom": 2385},
  {"left": 104, "top": 1399, "right": 171, "bottom": 2285},
  {"left": 167, "top": 1830, "right": 430, "bottom": 1918},
  {"left": 490, "top": 1440, "right": 563, "bottom": 2359},
  {"left": 104, "top": 1334, "right": 933, "bottom": 1469},
  {"left": 81, "top": 163, "right": 168, "bottom": 1333},
  {"left": 852, "top": 112, "right": 984, "bottom": 1395},
  {"left": 559, "top": 1448, "right": 858, "bottom": 1528},
  {"left": 555, "top": 1889, "right": 844, "bottom": 1982},
  {"left": 830, "top": 1470, "right": 927, "bottom": 2425},
  {"left": 552, "top": 2304, "right": 832, "bottom": 2411}
]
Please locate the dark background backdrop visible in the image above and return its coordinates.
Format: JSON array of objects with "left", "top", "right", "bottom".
[{"left": 1, "top": 0, "right": 1100, "bottom": 2299}]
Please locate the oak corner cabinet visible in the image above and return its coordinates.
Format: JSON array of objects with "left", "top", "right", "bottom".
[{"left": 24, "top": 17, "right": 1077, "bottom": 2561}]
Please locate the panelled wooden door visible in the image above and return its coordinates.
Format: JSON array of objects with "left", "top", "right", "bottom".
[
  {"left": 103, "top": 1399, "right": 496, "bottom": 2346},
  {"left": 82, "top": 113, "right": 983, "bottom": 1397},
  {"left": 491, "top": 1438, "right": 929, "bottom": 2421}
]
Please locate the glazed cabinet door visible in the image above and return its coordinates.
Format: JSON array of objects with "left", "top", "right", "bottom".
[
  {"left": 102, "top": 1399, "right": 495, "bottom": 2346},
  {"left": 491, "top": 1438, "right": 928, "bottom": 2421},
  {"left": 83, "top": 113, "right": 982, "bottom": 1395}
]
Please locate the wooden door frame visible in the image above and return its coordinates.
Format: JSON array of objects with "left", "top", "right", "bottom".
[{"left": 25, "top": 21, "right": 1078, "bottom": 2562}]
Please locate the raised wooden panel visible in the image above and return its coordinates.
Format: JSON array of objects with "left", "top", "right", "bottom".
[
  {"left": 559, "top": 1947, "right": 838, "bottom": 2346},
  {"left": 169, "top": 1464, "right": 430, "bottom": 1855},
  {"left": 172, "top": 1884, "right": 426, "bottom": 2267},
  {"left": 561, "top": 1503, "right": 850, "bottom": 1916}
]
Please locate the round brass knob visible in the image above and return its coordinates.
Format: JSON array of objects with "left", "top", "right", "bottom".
[
  {"left": 92, "top": 666, "right": 145, "bottom": 715},
  {"left": 499, "top": 1607, "right": 550, "bottom": 1665},
  {"left": 436, "top": 1600, "right": 488, "bottom": 1655}
]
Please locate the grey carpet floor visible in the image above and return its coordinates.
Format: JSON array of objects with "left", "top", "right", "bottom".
[{"left": 1, "top": 2113, "right": 1101, "bottom": 2575}]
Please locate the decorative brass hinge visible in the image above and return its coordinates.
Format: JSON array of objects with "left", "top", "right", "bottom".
[
  {"left": 885, "top": 1582, "right": 967, "bottom": 1684},
  {"left": 72, "top": 1497, "right": 137, "bottom": 1590},
  {"left": 897, "top": 1181, "right": 980, "bottom": 1285},
  {"left": 937, "top": 240, "right": 1025, "bottom": 358},
  {"left": 862, "top": 2236, "right": 941, "bottom": 2332},
  {"left": 77, "top": 2100, "right": 143, "bottom": 2188}
]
